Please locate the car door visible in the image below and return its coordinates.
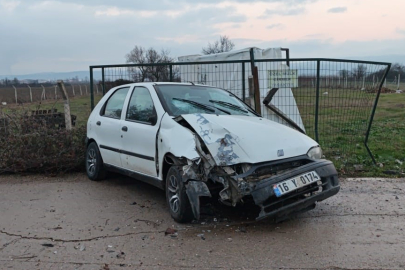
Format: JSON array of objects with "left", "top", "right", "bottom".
[
  {"left": 95, "top": 86, "right": 130, "bottom": 168},
  {"left": 120, "top": 86, "right": 160, "bottom": 176}
]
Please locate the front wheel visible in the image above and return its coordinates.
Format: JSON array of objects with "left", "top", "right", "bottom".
[
  {"left": 86, "top": 142, "right": 106, "bottom": 181},
  {"left": 166, "top": 166, "right": 194, "bottom": 223}
]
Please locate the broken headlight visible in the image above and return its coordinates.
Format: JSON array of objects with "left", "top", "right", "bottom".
[{"left": 307, "top": 146, "right": 322, "bottom": 160}]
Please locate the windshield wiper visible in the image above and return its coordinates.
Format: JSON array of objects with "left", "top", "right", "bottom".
[
  {"left": 173, "top": 98, "right": 230, "bottom": 115},
  {"left": 173, "top": 98, "right": 215, "bottom": 112},
  {"left": 208, "top": 100, "right": 249, "bottom": 113}
]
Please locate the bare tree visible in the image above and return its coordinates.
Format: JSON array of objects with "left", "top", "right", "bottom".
[
  {"left": 339, "top": 69, "right": 349, "bottom": 77},
  {"left": 352, "top": 64, "right": 367, "bottom": 78},
  {"left": 125, "top": 46, "right": 174, "bottom": 82},
  {"left": 146, "top": 48, "right": 173, "bottom": 81},
  {"left": 202, "top": 35, "right": 235, "bottom": 55},
  {"left": 126, "top": 46, "right": 149, "bottom": 82}
]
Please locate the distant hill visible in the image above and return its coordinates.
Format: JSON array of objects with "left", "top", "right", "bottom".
[
  {"left": 1, "top": 55, "right": 404, "bottom": 82},
  {"left": 0, "top": 71, "right": 102, "bottom": 81}
]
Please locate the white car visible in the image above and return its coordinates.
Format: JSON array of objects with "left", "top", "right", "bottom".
[{"left": 86, "top": 82, "right": 340, "bottom": 223}]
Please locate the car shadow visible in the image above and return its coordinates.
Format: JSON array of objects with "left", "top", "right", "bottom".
[{"left": 98, "top": 173, "right": 309, "bottom": 228}]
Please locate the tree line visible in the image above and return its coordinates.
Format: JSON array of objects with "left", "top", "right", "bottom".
[{"left": 125, "top": 36, "right": 235, "bottom": 83}]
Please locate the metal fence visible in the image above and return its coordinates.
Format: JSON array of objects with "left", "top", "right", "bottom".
[{"left": 89, "top": 58, "right": 391, "bottom": 163}]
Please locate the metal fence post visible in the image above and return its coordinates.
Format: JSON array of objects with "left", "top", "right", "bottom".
[
  {"left": 242, "top": 63, "right": 246, "bottom": 101},
  {"left": 102, "top": 67, "right": 105, "bottom": 95},
  {"left": 315, "top": 60, "right": 320, "bottom": 143},
  {"left": 364, "top": 63, "right": 392, "bottom": 164},
  {"left": 249, "top": 48, "right": 255, "bottom": 74},
  {"left": 169, "top": 65, "right": 173, "bottom": 82},
  {"left": 90, "top": 67, "right": 94, "bottom": 110}
]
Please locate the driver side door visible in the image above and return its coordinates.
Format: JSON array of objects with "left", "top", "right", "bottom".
[{"left": 120, "top": 86, "right": 159, "bottom": 177}]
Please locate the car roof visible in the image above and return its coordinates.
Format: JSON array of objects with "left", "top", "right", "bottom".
[{"left": 117, "top": 82, "right": 216, "bottom": 88}]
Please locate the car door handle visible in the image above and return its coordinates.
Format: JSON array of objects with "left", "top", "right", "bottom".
[
  {"left": 122, "top": 126, "right": 128, "bottom": 132},
  {"left": 96, "top": 121, "right": 101, "bottom": 126}
]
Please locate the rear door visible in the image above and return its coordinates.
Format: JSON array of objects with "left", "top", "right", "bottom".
[
  {"left": 95, "top": 87, "right": 130, "bottom": 167},
  {"left": 120, "top": 86, "right": 159, "bottom": 176}
]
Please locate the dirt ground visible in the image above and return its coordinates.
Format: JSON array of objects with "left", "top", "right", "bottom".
[{"left": 0, "top": 174, "right": 404, "bottom": 270}]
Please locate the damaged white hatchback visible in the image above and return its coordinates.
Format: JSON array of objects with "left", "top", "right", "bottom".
[{"left": 86, "top": 82, "right": 340, "bottom": 223}]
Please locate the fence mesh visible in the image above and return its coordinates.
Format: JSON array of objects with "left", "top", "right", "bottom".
[{"left": 92, "top": 59, "right": 390, "bottom": 163}]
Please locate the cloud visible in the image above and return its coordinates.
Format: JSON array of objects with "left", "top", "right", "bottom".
[
  {"left": 258, "top": 7, "right": 305, "bottom": 19},
  {"left": 327, "top": 7, "right": 347, "bottom": 13},
  {"left": 303, "top": 33, "right": 326, "bottom": 39},
  {"left": 0, "top": 1, "right": 247, "bottom": 74},
  {"left": 1, "top": 0, "right": 404, "bottom": 74},
  {"left": 95, "top": 7, "right": 135, "bottom": 16},
  {"left": 397, "top": 28, "right": 405, "bottom": 35},
  {"left": 0, "top": 0, "right": 20, "bottom": 11},
  {"left": 266, "top": 23, "right": 283, "bottom": 29},
  {"left": 19, "top": 0, "right": 317, "bottom": 11}
]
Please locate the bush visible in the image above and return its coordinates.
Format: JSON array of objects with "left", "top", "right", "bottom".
[{"left": 0, "top": 111, "right": 86, "bottom": 174}]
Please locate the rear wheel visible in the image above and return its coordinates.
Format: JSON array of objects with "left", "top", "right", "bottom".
[
  {"left": 166, "top": 166, "right": 194, "bottom": 223},
  {"left": 86, "top": 142, "right": 106, "bottom": 181}
]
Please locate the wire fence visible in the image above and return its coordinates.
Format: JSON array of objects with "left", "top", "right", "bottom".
[
  {"left": 0, "top": 83, "right": 102, "bottom": 104},
  {"left": 0, "top": 83, "right": 103, "bottom": 128},
  {"left": 90, "top": 58, "right": 391, "bottom": 163},
  {"left": 383, "top": 75, "right": 405, "bottom": 91}
]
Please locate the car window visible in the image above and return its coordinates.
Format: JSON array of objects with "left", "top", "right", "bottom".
[
  {"left": 102, "top": 87, "right": 130, "bottom": 119},
  {"left": 126, "top": 87, "right": 157, "bottom": 124}
]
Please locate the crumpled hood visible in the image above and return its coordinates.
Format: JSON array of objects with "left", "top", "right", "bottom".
[{"left": 180, "top": 113, "right": 318, "bottom": 165}]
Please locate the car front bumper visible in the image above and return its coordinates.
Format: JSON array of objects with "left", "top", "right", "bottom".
[{"left": 249, "top": 159, "right": 340, "bottom": 220}]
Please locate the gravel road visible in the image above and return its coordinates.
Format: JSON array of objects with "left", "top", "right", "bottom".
[{"left": 0, "top": 173, "right": 404, "bottom": 270}]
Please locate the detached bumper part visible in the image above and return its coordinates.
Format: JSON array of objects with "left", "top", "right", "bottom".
[
  {"left": 185, "top": 181, "right": 211, "bottom": 220},
  {"left": 250, "top": 160, "right": 340, "bottom": 220}
]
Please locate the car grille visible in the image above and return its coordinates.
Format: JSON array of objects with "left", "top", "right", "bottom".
[{"left": 244, "top": 158, "right": 313, "bottom": 181}]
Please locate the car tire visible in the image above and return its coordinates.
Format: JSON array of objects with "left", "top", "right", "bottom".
[
  {"left": 86, "top": 142, "right": 106, "bottom": 181},
  {"left": 166, "top": 166, "right": 194, "bottom": 223}
]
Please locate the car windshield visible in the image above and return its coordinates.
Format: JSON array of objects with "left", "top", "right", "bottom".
[{"left": 154, "top": 84, "right": 257, "bottom": 117}]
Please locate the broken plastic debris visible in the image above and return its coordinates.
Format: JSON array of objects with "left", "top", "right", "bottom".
[
  {"left": 165, "top": 227, "right": 178, "bottom": 236},
  {"left": 116, "top": 251, "right": 125, "bottom": 259}
]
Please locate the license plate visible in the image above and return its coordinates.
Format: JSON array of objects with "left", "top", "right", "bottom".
[{"left": 273, "top": 171, "right": 320, "bottom": 197}]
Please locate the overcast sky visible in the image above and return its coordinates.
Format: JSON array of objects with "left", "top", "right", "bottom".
[{"left": 1, "top": 0, "right": 404, "bottom": 74}]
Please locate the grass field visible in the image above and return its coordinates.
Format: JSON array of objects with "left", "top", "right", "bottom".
[
  {"left": 1, "top": 89, "right": 403, "bottom": 177},
  {"left": 289, "top": 87, "right": 405, "bottom": 176}
]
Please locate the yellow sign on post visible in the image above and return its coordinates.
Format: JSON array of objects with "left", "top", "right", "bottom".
[{"left": 268, "top": 70, "right": 299, "bottom": 88}]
